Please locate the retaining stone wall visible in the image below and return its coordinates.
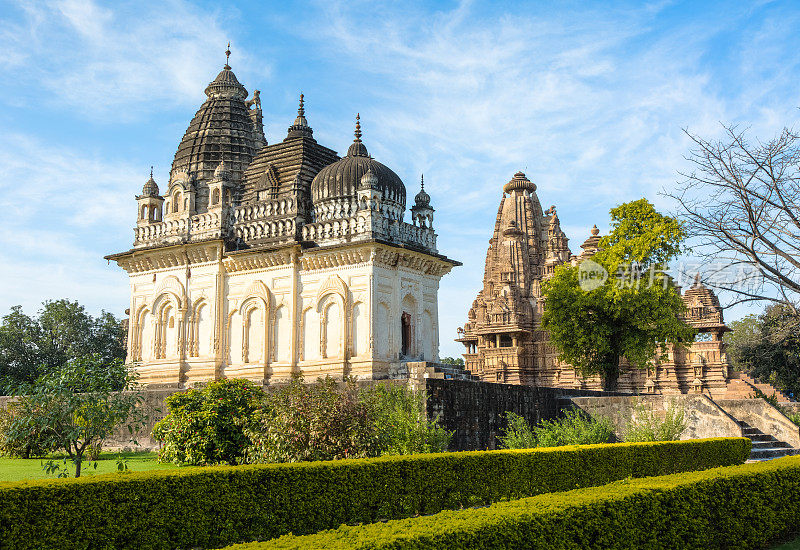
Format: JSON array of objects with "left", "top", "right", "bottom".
[
  {"left": 423, "top": 379, "right": 621, "bottom": 451},
  {"left": 2, "top": 380, "right": 625, "bottom": 453}
]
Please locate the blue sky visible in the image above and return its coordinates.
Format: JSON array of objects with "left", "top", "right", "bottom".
[{"left": 1, "top": 0, "right": 799, "bottom": 358}]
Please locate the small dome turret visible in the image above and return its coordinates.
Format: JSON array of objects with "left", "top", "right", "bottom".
[
  {"left": 141, "top": 167, "right": 160, "bottom": 197},
  {"left": 214, "top": 159, "right": 230, "bottom": 181},
  {"left": 414, "top": 174, "right": 431, "bottom": 207},
  {"left": 360, "top": 166, "right": 379, "bottom": 189},
  {"left": 287, "top": 93, "right": 313, "bottom": 139}
]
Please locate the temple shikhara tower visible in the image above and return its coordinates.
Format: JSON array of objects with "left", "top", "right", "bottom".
[
  {"left": 107, "top": 51, "right": 458, "bottom": 387},
  {"left": 457, "top": 172, "right": 789, "bottom": 399}
]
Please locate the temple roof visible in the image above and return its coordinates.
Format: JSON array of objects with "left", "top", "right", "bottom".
[
  {"left": 682, "top": 276, "right": 729, "bottom": 332},
  {"left": 240, "top": 137, "right": 339, "bottom": 204},
  {"left": 170, "top": 56, "right": 263, "bottom": 186},
  {"left": 310, "top": 115, "right": 405, "bottom": 208}
]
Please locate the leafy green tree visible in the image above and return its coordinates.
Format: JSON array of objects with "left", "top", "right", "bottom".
[
  {"left": 440, "top": 357, "right": 464, "bottom": 366},
  {"left": 726, "top": 304, "right": 800, "bottom": 397},
  {"left": 0, "top": 355, "right": 146, "bottom": 476},
  {"left": 0, "top": 300, "right": 126, "bottom": 390},
  {"left": 542, "top": 199, "right": 696, "bottom": 390}
]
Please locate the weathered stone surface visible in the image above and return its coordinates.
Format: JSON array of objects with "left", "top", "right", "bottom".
[
  {"left": 570, "top": 395, "right": 743, "bottom": 441},
  {"left": 716, "top": 399, "right": 800, "bottom": 448}
]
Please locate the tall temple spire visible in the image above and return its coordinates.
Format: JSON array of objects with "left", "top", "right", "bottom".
[{"left": 225, "top": 41, "right": 231, "bottom": 69}]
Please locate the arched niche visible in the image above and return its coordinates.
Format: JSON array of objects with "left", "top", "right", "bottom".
[{"left": 400, "top": 294, "right": 418, "bottom": 358}]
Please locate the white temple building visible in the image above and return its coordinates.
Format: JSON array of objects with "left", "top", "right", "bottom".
[{"left": 107, "top": 53, "right": 459, "bottom": 387}]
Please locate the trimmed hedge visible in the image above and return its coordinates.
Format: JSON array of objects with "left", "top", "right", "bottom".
[
  {"left": 230, "top": 455, "right": 800, "bottom": 549},
  {"left": 0, "top": 438, "right": 749, "bottom": 549}
]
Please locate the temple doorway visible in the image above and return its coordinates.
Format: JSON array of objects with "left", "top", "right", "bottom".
[{"left": 401, "top": 312, "right": 412, "bottom": 357}]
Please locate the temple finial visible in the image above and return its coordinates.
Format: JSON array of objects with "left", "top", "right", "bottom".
[
  {"left": 298, "top": 93, "right": 305, "bottom": 117},
  {"left": 354, "top": 113, "right": 362, "bottom": 142},
  {"left": 224, "top": 41, "right": 231, "bottom": 69},
  {"left": 150, "top": 166, "right": 153, "bottom": 179},
  {"left": 421, "top": 173, "right": 424, "bottom": 191}
]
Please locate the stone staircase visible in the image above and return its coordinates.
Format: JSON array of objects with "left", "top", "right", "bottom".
[
  {"left": 723, "top": 371, "right": 793, "bottom": 403},
  {"left": 740, "top": 421, "right": 799, "bottom": 461}
]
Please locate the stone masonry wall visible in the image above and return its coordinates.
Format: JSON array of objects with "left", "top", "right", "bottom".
[
  {"left": 423, "top": 379, "right": 621, "bottom": 451},
  {"left": 569, "top": 395, "right": 743, "bottom": 441},
  {"left": 2, "top": 380, "right": 620, "bottom": 453}
]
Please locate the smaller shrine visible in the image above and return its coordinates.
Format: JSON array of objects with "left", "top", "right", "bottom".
[{"left": 457, "top": 171, "right": 789, "bottom": 399}]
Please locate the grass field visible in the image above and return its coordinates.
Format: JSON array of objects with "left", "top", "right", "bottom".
[
  {"left": 0, "top": 451, "right": 180, "bottom": 482},
  {"left": 774, "top": 536, "right": 800, "bottom": 550}
]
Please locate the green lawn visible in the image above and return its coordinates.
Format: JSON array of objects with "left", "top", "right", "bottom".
[
  {"left": 774, "top": 536, "right": 800, "bottom": 550},
  {"left": 0, "top": 451, "right": 180, "bottom": 482}
]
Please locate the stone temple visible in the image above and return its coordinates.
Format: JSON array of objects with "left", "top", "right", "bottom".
[
  {"left": 107, "top": 54, "right": 458, "bottom": 387},
  {"left": 456, "top": 171, "right": 791, "bottom": 400}
]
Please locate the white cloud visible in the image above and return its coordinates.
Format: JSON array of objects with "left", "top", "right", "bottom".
[
  {"left": 0, "top": 0, "right": 259, "bottom": 117},
  {"left": 0, "top": 133, "right": 137, "bottom": 317}
]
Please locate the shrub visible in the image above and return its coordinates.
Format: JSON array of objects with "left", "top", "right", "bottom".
[
  {"left": 239, "top": 457, "right": 800, "bottom": 550},
  {"left": 241, "top": 455, "right": 800, "bottom": 550},
  {"left": 499, "top": 410, "right": 614, "bottom": 450},
  {"left": 243, "top": 379, "right": 450, "bottom": 464},
  {"left": 0, "top": 401, "right": 54, "bottom": 458},
  {"left": 533, "top": 408, "right": 614, "bottom": 447},
  {"left": 243, "top": 377, "right": 379, "bottom": 463},
  {"left": 624, "top": 400, "right": 687, "bottom": 442},
  {"left": 497, "top": 412, "right": 537, "bottom": 450},
  {"left": 153, "top": 378, "right": 265, "bottom": 465},
  {"left": 362, "top": 383, "right": 451, "bottom": 456},
  {"left": 0, "top": 438, "right": 749, "bottom": 549},
  {"left": 159, "top": 378, "right": 451, "bottom": 466}
]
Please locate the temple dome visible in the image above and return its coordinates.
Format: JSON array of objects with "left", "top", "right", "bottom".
[
  {"left": 170, "top": 55, "right": 262, "bottom": 187},
  {"left": 311, "top": 115, "right": 405, "bottom": 208},
  {"left": 204, "top": 66, "right": 248, "bottom": 99}
]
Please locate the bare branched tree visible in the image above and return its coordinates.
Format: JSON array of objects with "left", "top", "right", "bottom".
[{"left": 666, "top": 124, "right": 800, "bottom": 315}]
